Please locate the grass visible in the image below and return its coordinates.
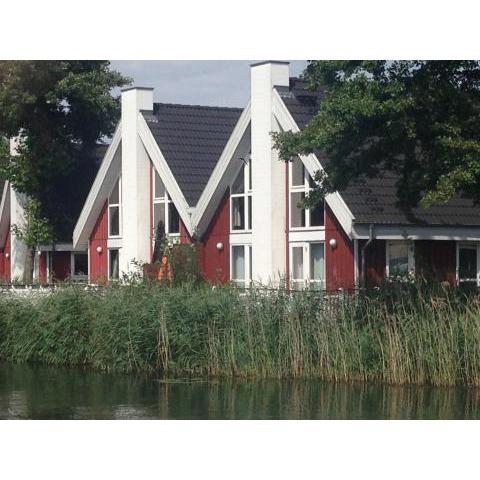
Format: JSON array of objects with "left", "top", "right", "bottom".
[{"left": 0, "top": 281, "right": 479, "bottom": 386}]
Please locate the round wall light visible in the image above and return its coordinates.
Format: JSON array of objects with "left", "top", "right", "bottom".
[
  {"left": 96, "top": 246, "right": 103, "bottom": 254},
  {"left": 37, "top": 250, "right": 42, "bottom": 256},
  {"left": 329, "top": 238, "right": 337, "bottom": 249},
  {"left": 216, "top": 242, "right": 224, "bottom": 251},
  {"left": 5, "top": 252, "right": 9, "bottom": 259}
]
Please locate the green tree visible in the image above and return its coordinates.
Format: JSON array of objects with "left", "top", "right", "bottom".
[
  {"left": 273, "top": 61, "right": 480, "bottom": 210},
  {"left": 0, "top": 61, "right": 130, "bottom": 282}
]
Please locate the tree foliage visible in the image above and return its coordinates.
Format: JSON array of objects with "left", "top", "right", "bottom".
[
  {"left": 0, "top": 61, "right": 130, "bottom": 239},
  {"left": 273, "top": 61, "right": 480, "bottom": 209}
]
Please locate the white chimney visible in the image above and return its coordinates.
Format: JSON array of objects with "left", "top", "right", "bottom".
[
  {"left": 120, "top": 87, "right": 154, "bottom": 275},
  {"left": 250, "top": 61, "right": 290, "bottom": 285}
]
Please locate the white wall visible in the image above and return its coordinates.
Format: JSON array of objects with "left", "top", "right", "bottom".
[
  {"left": 119, "top": 87, "right": 154, "bottom": 276},
  {"left": 250, "top": 62, "right": 289, "bottom": 285}
]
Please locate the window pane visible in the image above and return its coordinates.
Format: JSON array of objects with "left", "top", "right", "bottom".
[
  {"left": 109, "top": 249, "right": 119, "bottom": 280},
  {"left": 459, "top": 247, "right": 477, "bottom": 281},
  {"left": 292, "top": 246, "right": 303, "bottom": 280},
  {"left": 232, "top": 165, "right": 245, "bottom": 194},
  {"left": 109, "top": 179, "right": 119, "bottom": 205},
  {"left": 247, "top": 195, "right": 252, "bottom": 230},
  {"left": 232, "top": 246, "right": 245, "bottom": 281},
  {"left": 291, "top": 158, "right": 305, "bottom": 186},
  {"left": 109, "top": 206, "right": 119, "bottom": 236},
  {"left": 74, "top": 253, "right": 88, "bottom": 276},
  {"left": 291, "top": 192, "right": 306, "bottom": 228},
  {"left": 153, "top": 203, "right": 166, "bottom": 236},
  {"left": 310, "top": 243, "right": 325, "bottom": 281},
  {"left": 232, "top": 197, "right": 245, "bottom": 230},
  {"left": 154, "top": 170, "right": 165, "bottom": 198},
  {"left": 310, "top": 201, "right": 325, "bottom": 227},
  {"left": 389, "top": 242, "right": 409, "bottom": 275},
  {"left": 169, "top": 202, "right": 180, "bottom": 233}
]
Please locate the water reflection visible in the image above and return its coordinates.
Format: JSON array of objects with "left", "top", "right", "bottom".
[{"left": 0, "top": 362, "right": 478, "bottom": 419}]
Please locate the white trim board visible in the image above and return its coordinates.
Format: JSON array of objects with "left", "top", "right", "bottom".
[
  {"left": 191, "top": 102, "right": 252, "bottom": 238},
  {"left": 137, "top": 113, "right": 193, "bottom": 236},
  {"left": 73, "top": 123, "right": 122, "bottom": 249},
  {"left": 272, "top": 89, "right": 355, "bottom": 238}
]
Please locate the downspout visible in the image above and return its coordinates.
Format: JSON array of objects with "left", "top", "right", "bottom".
[{"left": 361, "top": 224, "right": 375, "bottom": 289}]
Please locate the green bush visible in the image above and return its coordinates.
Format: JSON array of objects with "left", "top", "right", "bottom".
[{"left": 0, "top": 282, "right": 479, "bottom": 386}]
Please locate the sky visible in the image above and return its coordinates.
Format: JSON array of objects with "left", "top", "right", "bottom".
[{"left": 110, "top": 60, "right": 308, "bottom": 108}]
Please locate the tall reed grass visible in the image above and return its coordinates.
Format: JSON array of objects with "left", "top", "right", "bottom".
[{"left": 0, "top": 282, "right": 478, "bottom": 386}]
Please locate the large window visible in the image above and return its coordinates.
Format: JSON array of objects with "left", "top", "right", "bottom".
[
  {"left": 109, "top": 249, "right": 120, "bottom": 280},
  {"left": 231, "top": 160, "right": 252, "bottom": 232},
  {"left": 290, "top": 242, "right": 325, "bottom": 289},
  {"left": 458, "top": 244, "right": 479, "bottom": 287},
  {"left": 152, "top": 168, "right": 180, "bottom": 238},
  {"left": 231, "top": 244, "right": 252, "bottom": 287},
  {"left": 289, "top": 158, "right": 324, "bottom": 229},
  {"left": 386, "top": 241, "right": 414, "bottom": 277},
  {"left": 108, "top": 178, "right": 121, "bottom": 237}
]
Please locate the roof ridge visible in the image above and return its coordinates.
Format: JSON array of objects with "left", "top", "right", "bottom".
[{"left": 153, "top": 102, "right": 243, "bottom": 112}]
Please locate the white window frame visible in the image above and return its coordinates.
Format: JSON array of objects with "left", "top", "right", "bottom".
[
  {"left": 70, "top": 252, "right": 89, "bottom": 281},
  {"left": 108, "top": 176, "right": 122, "bottom": 239},
  {"left": 230, "top": 160, "right": 252, "bottom": 233},
  {"left": 230, "top": 243, "right": 252, "bottom": 287},
  {"left": 289, "top": 241, "right": 326, "bottom": 289},
  {"left": 456, "top": 242, "right": 480, "bottom": 286},
  {"left": 289, "top": 159, "right": 325, "bottom": 231},
  {"left": 108, "top": 248, "right": 120, "bottom": 281},
  {"left": 152, "top": 167, "right": 180, "bottom": 240},
  {"left": 385, "top": 240, "right": 415, "bottom": 277}
]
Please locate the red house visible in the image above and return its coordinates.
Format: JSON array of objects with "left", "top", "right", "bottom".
[{"left": 67, "top": 61, "right": 480, "bottom": 290}]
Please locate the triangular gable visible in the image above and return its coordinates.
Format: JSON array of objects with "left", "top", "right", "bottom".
[
  {"left": 190, "top": 102, "right": 251, "bottom": 237},
  {"left": 272, "top": 89, "right": 355, "bottom": 238},
  {"left": 0, "top": 181, "right": 11, "bottom": 248},
  {"left": 73, "top": 124, "right": 122, "bottom": 249}
]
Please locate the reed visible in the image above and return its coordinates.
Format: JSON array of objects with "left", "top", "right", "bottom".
[{"left": 0, "top": 282, "right": 478, "bottom": 386}]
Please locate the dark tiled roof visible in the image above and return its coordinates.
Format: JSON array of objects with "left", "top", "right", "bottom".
[
  {"left": 276, "top": 78, "right": 480, "bottom": 227},
  {"left": 143, "top": 103, "right": 243, "bottom": 206}
]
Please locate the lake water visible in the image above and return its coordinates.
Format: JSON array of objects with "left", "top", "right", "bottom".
[{"left": 0, "top": 361, "right": 478, "bottom": 419}]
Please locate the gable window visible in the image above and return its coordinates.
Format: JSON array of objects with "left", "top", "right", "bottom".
[
  {"left": 289, "top": 158, "right": 324, "bottom": 230},
  {"left": 108, "top": 178, "right": 121, "bottom": 238},
  {"left": 152, "top": 168, "right": 180, "bottom": 238},
  {"left": 386, "top": 241, "right": 415, "bottom": 277},
  {"left": 231, "top": 159, "right": 252, "bottom": 232},
  {"left": 290, "top": 242, "right": 325, "bottom": 290},
  {"left": 231, "top": 244, "right": 252, "bottom": 287},
  {"left": 458, "top": 244, "right": 480, "bottom": 287},
  {"left": 109, "top": 249, "right": 120, "bottom": 280}
]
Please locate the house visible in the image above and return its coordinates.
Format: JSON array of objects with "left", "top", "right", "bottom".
[
  {"left": 7, "top": 61, "right": 480, "bottom": 289},
  {"left": 0, "top": 143, "right": 106, "bottom": 283}
]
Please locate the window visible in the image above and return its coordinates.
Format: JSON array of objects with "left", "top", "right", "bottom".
[
  {"left": 108, "top": 178, "right": 121, "bottom": 237},
  {"left": 458, "top": 244, "right": 479, "bottom": 286},
  {"left": 109, "top": 249, "right": 119, "bottom": 280},
  {"left": 152, "top": 168, "right": 180, "bottom": 239},
  {"left": 72, "top": 253, "right": 88, "bottom": 279},
  {"left": 289, "top": 158, "right": 324, "bottom": 230},
  {"left": 231, "top": 160, "right": 252, "bottom": 232},
  {"left": 290, "top": 242, "right": 325, "bottom": 289},
  {"left": 386, "top": 241, "right": 414, "bottom": 277},
  {"left": 231, "top": 244, "right": 252, "bottom": 287}
]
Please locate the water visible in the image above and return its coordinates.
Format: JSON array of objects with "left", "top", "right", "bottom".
[{"left": 0, "top": 361, "right": 479, "bottom": 419}]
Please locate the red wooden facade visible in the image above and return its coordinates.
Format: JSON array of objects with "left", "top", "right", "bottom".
[
  {"left": 325, "top": 204, "right": 355, "bottom": 291},
  {"left": 359, "top": 239, "right": 386, "bottom": 287},
  {"left": 51, "top": 251, "right": 71, "bottom": 281},
  {"left": 415, "top": 240, "right": 456, "bottom": 285},
  {"left": 198, "top": 190, "right": 230, "bottom": 283},
  {"left": 39, "top": 252, "right": 48, "bottom": 283},
  {"left": 0, "top": 230, "right": 11, "bottom": 281},
  {"left": 89, "top": 202, "right": 108, "bottom": 283}
]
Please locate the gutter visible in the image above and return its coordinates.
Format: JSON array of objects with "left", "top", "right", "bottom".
[{"left": 360, "top": 223, "right": 375, "bottom": 289}]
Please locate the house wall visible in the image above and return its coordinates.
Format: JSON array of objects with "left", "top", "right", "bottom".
[
  {"left": 415, "top": 240, "right": 457, "bottom": 285},
  {"left": 358, "top": 239, "right": 386, "bottom": 287},
  {"left": 199, "top": 189, "right": 230, "bottom": 283},
  {"left": 325, "top": 205, "right": 355, "bottom": 291},
  {"left": 39, "top": 252, "right": 48, "bottom": 283},
  {"left": 89, "top": 202, "right": 108, "bottom": 283},
  {"left": 2, "top": 230, "right": 11, "bottom": 281}
]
